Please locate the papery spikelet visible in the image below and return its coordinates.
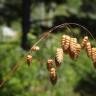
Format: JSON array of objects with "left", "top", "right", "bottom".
[
  {"left": 75, "top": 44, "right": 81, "bottom": 58},
  {"left": 69, "top": 38, "right": 77, "bottom": 59},
  {"left": 61, "top": 35, "right": 70, "bottom": 54},
  {"left": 26, "top": 55, "right": 32, "bottom": 66},
  {"left": 64, "top": 35, "right": 70, "bottom": 53},
  {"left": 50, "top": 68, "right": 57, "bottom": 85},
  {"left": 47, "top": 59, "right": 53, "bottom": 71},
  {"left": 81, "top": 36, "right": 88, "bottom": 48},
  {"left": 31, "top": 46, "right": 40, "bottom": 51},
  {"left": 61, "top": 35, "right": 66, "bottom": 48},
  {"left": 86, "top": 42, "right": 92, "bottom": 58},
  {"left": 55, "top": 48, "right": 63, "bottom": 67},
  {"left": 91, "top": 48, "right": 96, "bottom": 68}
]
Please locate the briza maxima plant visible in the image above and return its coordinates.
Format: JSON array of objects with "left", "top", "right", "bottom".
[
  {"left": 25, "top": 23, "right": 96, "bottom": 85},
  {"left": 0, "top": 23, "right": 96, "bottom": 87}
]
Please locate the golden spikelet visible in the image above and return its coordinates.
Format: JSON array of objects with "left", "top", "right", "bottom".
[
  {"left": 81, "top": 36, "right": 88, "bottom": 48},
  {"left": 61, "top": 35, "right": 70, "bottom": 54},
  {"left": 47, "top": 59, "right": 53, "bottom": 71},
  {"left": 55, "top": 48, "right": 63, "bottom": 67},
  {"left": 86, "top": 42, "right": 92, "bottom": 58},
  {"left": 61, "top": 35, "right": 66, "bottom": 48},
  {"left": 31, "top": 46, "right": 40, "bottom": 51},
  {"left": 91, "top": 48, "right": 96, "bottom": 68},
  {"left": 69, "top": 38, "right": 77, "bottom": 59},
  {"left": 75, "top": 44, "right": 81, "bottom": 58},
  {"left": 50, "top": 68, "right": 57, "bottom": 85},
  {"left": 26, "top": 55, "right": 32, "bottom": 66}
]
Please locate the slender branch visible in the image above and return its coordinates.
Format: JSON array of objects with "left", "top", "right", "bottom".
[
  {"left": 31, "top": 22, "right": 95, "bottom": 48},
  {"left": 0, "top": 64, "right": 19, "bottom": 88}
]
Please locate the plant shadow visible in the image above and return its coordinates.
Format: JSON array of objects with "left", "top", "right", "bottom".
[{"left": 74, "top": 73, "right": 96, "bottom": 96}]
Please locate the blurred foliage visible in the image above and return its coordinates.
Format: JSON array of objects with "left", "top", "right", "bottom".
[
  {"left": 0, "top": 0, "right": 96, "bottom": 96},
  {"left": 1, "top": 0, "right": 96, "bottom": 26},
  {"left": 0, "top": 30, "right": 96, "bottom": 96}
]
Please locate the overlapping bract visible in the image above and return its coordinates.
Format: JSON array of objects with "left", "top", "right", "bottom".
[
  {"left": 26, "top": 35, "right": 96, "bottom": 85},
  {"left": 47, "top": 35, "right": 96, "bottom": 85}
]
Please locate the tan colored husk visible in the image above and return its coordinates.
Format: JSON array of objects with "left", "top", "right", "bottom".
[
  {"left": 55, "top": 48, "right": 64, "bottom": 67},
  {"left": 81, "top": 36, "right": 88, "bottom": 48}
]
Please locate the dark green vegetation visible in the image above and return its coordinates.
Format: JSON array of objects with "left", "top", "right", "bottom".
[
  {"left": 0, "top": 31, "right": 96, "bottom": 96},
  {"left": 0, "top": 0, "right": 96, "bottom": 96}
]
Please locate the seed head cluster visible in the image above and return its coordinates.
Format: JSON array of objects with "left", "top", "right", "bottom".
[{"left": 26, "top": 35, "right": 96, "bottom": 85}]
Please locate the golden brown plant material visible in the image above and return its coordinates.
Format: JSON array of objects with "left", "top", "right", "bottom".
[
  {"left": 86, "top": 42, "right": 92, "bottom": 58},
  {"left": 61, "top": 35, "right": 66, "bottom": 48},
  {"left": 31, "top": 46, "right": 40, "bottom": 51},
  {"left": 75, "top": 44, "right": 81, "bottom": 58},
  {"left": 26, "top": 55, "right": 32, "bottom": 66},
  {"left": 81, "top": 36, "right": 88, "bottom": 48},
  {"left": 55, "top": 48, "right": 63, "bottom": 67},
  {"left": 47, "top": 59, "right": 53, "bottom": 71},
  {"left": 69, "top": 38, "right": 77, "bottom": 59},
  {"left": 91, "top": 48, "right": 96, "bottom": 68},
  {"left": 50, "top": 68, "right": 57, "bottom": 85},
  {"left": 61, "top": 35, "right": 70, "bottom": 54}
]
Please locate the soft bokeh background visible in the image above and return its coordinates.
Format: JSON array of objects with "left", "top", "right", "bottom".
[{"left": 0, "top": 0, "right": 96, "bottom": 96}]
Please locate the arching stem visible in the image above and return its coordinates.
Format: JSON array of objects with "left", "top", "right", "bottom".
[{"left": 31, "top": 23, "right": 95, "bottom": 49}]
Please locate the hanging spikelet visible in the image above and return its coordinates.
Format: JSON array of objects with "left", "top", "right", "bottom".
[
  {"left": 64, "top": 35, "right": 70, "bottom": 53},
  {"left": 75, "top": 43, "right": 81, "bottom": 58},
  {"left": 69, "top": 38, "right": 77, "bottom": 59},
  {"left": 61, "top": 35, "right": 70, "bottom": 54},
  {"left": 91, "top": 48, "right": 96, "bottom": 68},
  {"left": 81, "top": 36, "right": 88, "bottom": 48},
  {"left": 31, "top": 46, "right": 40, "bottom": 51},
  {"left": 61, "top": 35, "right": 66, "bottom": 48},
  {"left": 50, "top": 68, "right": 57, "bottom": 85},
  {"left": 26, "top": 55, "right": 32, "bottom": 66},
  {"left": 86, "top": 42, "right": 92, "bottom": 58},
  {"left": 47, "top": 59, "right": 53, "bottom": 71},
  {"left": 55, "top": 48, "right": 64, "bottom": 67}
]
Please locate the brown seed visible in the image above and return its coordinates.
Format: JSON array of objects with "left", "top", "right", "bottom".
[
  {"left": 55, "top": 48, "right": 63, "bottom": 67},
  {"left": 47, "top": 59, "right": 53, "bottom": 71},
  {"left": 81, "top": 36, "right": 88, "bottom": 48},
  {"left": 86, "top": 42, "right": 92, "bottom": 58},
  {"left": 50, "top": 68, "right": 57, "bottom": 85},
  {"left": 31, "top": 46, "right": 40, "bottom": 51},
  {"left": 26, "top": 55, "right": 32, "bottom": 66}
]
